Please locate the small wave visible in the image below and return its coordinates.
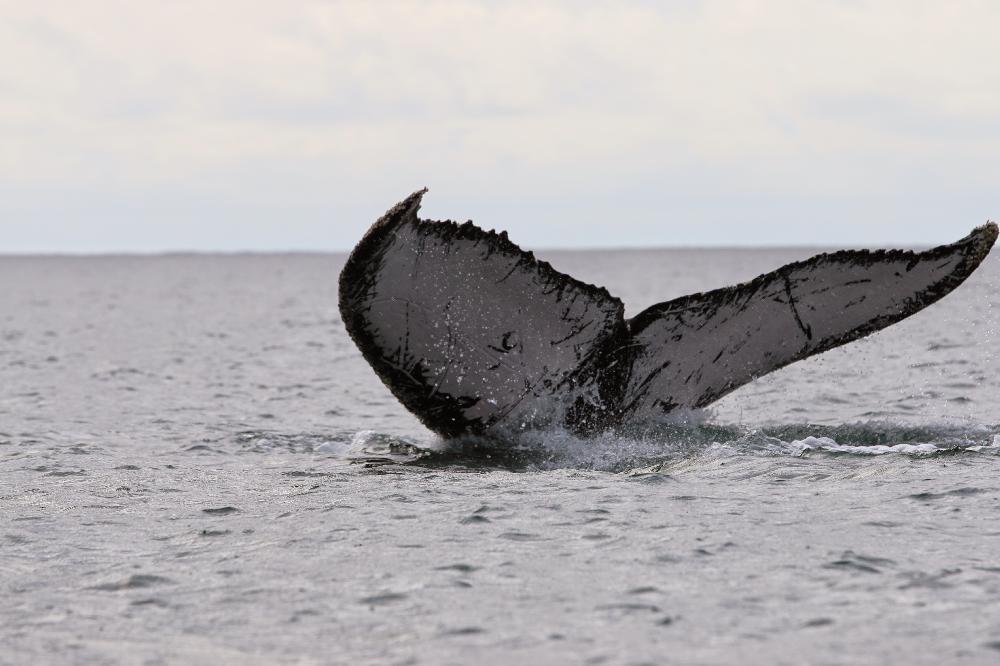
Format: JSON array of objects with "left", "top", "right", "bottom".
[
  {"left": 784, "top": 436, "right": 943, "bottom": 456},
  {"left": 233, "top": 429, "right": 440, "bottom": 465},
  {"left": 233, "top": 430, "right": 354, "bottom": 454}
]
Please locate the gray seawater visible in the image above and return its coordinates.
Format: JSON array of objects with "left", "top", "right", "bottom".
[{"left": 2, "top": 248, "right": 999, "bottom": 665}]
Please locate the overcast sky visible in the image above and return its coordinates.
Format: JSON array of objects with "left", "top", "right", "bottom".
[{"left": 2, "top": 1, "right": 998, "bottom": 252}]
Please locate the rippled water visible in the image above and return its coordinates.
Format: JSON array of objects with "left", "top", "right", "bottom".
[{"left": 2, "top": 248, "right": 999, "bottom": 664}]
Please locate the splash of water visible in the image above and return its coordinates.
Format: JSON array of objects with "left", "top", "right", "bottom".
[{"left": 336, "top": 419, "right": 1000, "bottom": 472}]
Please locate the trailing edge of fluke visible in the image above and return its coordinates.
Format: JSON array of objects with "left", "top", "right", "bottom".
[{"left": 339, "top": 190, "right": 997, "bottom": 439}]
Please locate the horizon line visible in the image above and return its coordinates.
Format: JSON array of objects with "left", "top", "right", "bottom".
[{"left": 0, "top": 242, "right": 938, "bottom": 259}]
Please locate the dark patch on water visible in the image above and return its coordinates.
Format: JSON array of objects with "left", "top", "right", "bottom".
[
  {"left": 436, "top": 564, "right": 479, "bottom": 573},
  {"left": 499, "top": 531, "right": 544, "bottom": 541},
  {"left": 202, "top": 506, "right": 240, "bottom": 515},
  {"left": 909, "top": 487, "right": 989, "bottom": 501},
  {"left": 360, "top": 592, "right": 407, "bottom": 606},
  {"left": 130, "top": 598, "right": 170, "bottom": 608},
  {"left": 825, "top": 552, "right": 896, "bottom": 574},
  {"left": 92, "top": 575, "right": 172, "bottom": 591},
  {"left": 627, "top": 472, "right": 675, "bottom": 485},
  {"left": 460, "top": 515, "right": 491, "bottom": 525},
  {"left": 440, "top": 627, "right": 485, "bottom": 637},
  {"left": 596, "top": 603, "right": 662, "bottom": 614}
]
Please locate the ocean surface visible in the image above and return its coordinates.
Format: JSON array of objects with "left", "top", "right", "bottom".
[{"left": 2, "top": 247, "right": 999, "bottom": 665}]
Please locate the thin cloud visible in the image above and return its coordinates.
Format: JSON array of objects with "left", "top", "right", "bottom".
[{"left": 1, "top": 1, "right": 998, "bottom": 251}]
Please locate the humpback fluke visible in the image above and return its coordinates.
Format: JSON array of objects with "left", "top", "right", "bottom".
[{"left": 339, "top": 191, "right": 997, "bottom": 438}]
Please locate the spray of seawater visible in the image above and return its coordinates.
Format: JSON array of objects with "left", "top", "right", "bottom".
[{"left": 329, "top": 418, "right": 1000, "bottom": 472}]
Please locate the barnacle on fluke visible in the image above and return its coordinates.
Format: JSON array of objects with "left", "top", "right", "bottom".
[{"left": 339, "top": 190, "right": 997, "bottom": 439}]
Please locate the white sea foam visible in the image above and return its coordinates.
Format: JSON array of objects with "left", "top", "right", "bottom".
[{"left": 790, "top": 437, "right": 943, "bottom": 456}]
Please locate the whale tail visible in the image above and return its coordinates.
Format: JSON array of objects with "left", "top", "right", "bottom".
[
  {"left": 618, "top": 223, "right": 998, "bottom": 421},
  {"left": 339, "top": 190, "right": 997, "bottom": 438}
]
